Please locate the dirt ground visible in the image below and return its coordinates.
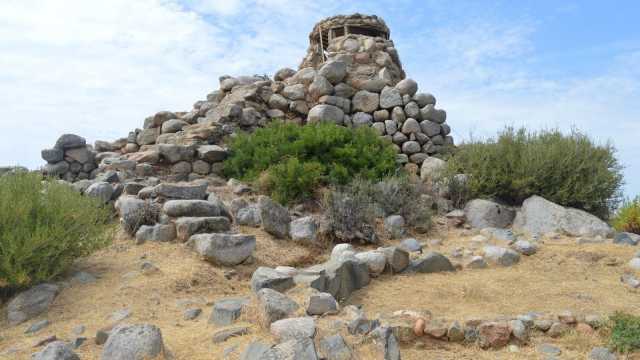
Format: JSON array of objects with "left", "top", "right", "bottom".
[{"left": 1, "top": 221, "right": 639, "bottom": 359}]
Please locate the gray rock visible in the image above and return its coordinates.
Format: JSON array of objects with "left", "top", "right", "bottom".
[
  {"left": 163, "top": 199, "right": 220, "bottom": 217},
  {"left": 42, "top": 148, "right": 64, "bottom": 163},
  {"left": 408, "top": 252, "right": 455, "bottom": 273},
  {"left": 483, "top": 246, "right": 520, "bottom": 266},
  {"left": 420, "top": 120, "right": 441, "bottom": 137},
  {"left": 413, "top": 93, "right": 436, "bottom": 107},
  {"left": 101, "top": 324, "right": 166, "bottom": 360},
  {"left": 7, "top": 283, "right": 59, "bottom": 325},
  {"left": 613, "top": 232, "right": 640, "bottom": 246},
  {"left": 400, "top": 118, "right": 420, "bottom": 134},
  {"left": 466, "top": 256, "right": 488, "bottom": 269},
  {"left": 513, "top": 195, "right": 613, "bottom": 238},
  {"left": 115, "top": 197, "right": 159, "bottom": 235},
  {"left": 258, "top": 196, "right": 291, "bottom": 239},
  {"left": 464, "top": 199, "right": 515, "bottom": 229},
  {"left": 309, "top": 76, "right": 334, "bottom": 100},
  {"left": 282, "top": 84, "right": 305, "bottom": 101},
  {"left": 109, "top": 308, "right": 131, "bottom": 323},
  {"left": 289, "top": 216, "right": 318, "bottom": 244},
  {"left": 420, "top": 157, "right": 446, "bottom": 181},
  {"left": 509, "top": 319, "right": 528, "bottom": 342},
  {"left": 175, "top": 216, "right": 230, "bottom": 242},
  {"left": 71, "top": 271, "right": 97, "bottom": 285},
  {"left": 319, "top": 334, "right": 352, "bottom": 360},
  {"left": 512, "top": 240, "right": 537, "bottom": 256},
  {"left": 161, "top": 119, "right": 187, "bottom": 134},
  {"left": 621, "top": 273, "right": 640, "bottom": 288},
  {"left": 32, "top": 341, "right": 79, "bottom": 360},
  {"left": 380, "top": 246, "right": 410, "bottom": 273},
  {"left": 271, "top": 317, "right": 316, "bottom": 341},
  {"left": 191, "top": 233, "right": 256, "bottom": 266},
  {"left": 268, "top": 94, "right": 289, "bottom": 110},
  {"left": 307, "top": 104, "right": 344, "bottom": 125},
  {"left": 274, "top": 67, "right": 296, "bottom": 81},
  {"left": 54, "top": 134, "right": 86, "bottom": 150},
  {"left": 25, "top": 319, "right": 50, "bottom": 334},
  {"left": 404, "top": 102, "right": 420, "bottom": 119},
  {"left": 261, "top": 338, "right": 318, "bottom": 360},
  {"left": 352, "top": 90, "right": 379, "bottom": 113},
  {"left": 480, "top": 227, "right": 517, "bottom": 244},
  {"left": 197, "top": 145, "right": 227, "bottom": 163},
  {"left": 307, "top": 293, "right": 338, "bottom": 316},
  {"left": 395, "top": 78, "right": 418, "bottom": 97},
  {"left": 157, "top": 144, "right": 195, "bottom": 164},
  {"left": 135, "top": 224, "right": 176, "bottom": 243},
  {"left": 210, "top": 297, "right": 249, "bottom": 325},
  {"left": 352, "top": 112, "right": 373, "bottom": 127},
  {"left": 43, "top": 161, "right": 69, "bottom": 176},
  {"left": 240, "top": 107, "right": 263, "bottom": 127},
  {"left": 257, "top": 288, "right": 299, "bottom": 325},
  {"left": 374, "top": 109, "right": 390, "bottom": 122},
  {"left": 400, "top": 238, "right": 422, "bottom": 252},
  {"left": 251, "top": 267, "right": 295, "bottom": 293},
  {"left": 319, "top": 61, "right": 347, "bottom": 84},
  {"left": 236, "top": 206, "right": 262, "bottom": 227},
  {"left": 85, "top": 182, "right": 113, "bottom": 204},
  {"left": 384, "top": 120, "right": 397, "bottom": 135},
  {"left": 212, "top": 326, "right": 249, "bottom": 343},
  {"left": 401, "top": 141, "right": 421, "bottom": 154},
  {"left": 151, "top": 182, "right": 207, "bottom": 200},
  {"left": 355, "top": 250, "right": 387, "bottom": 276},
  {"left": 384, "top": 215, "right": 405, "bottom": 239},
  {"left": 308, "top": 258, "right": 370, "bottom": 301},
  {"left": 136, "top": 128, "right": 159, "bottom": 146},
  {"left": 589, "top": 347, "right": 617, "bottom": 360},
  {"left": 240, "top": 341, "right": 271, "bottom": 360},
  {"left": 379, "top": 86, "right": 403, "bottom": 109},
  {"left": 370, "top": 326, "right": 401, "bottom": 360},
  {"left": 183, "top": 308, "right": 202, "bottom": 321}
]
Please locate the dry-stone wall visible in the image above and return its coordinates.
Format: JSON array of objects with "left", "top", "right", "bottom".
[{"left": 41, "top": 13, "right": 453, "bottom": 183}]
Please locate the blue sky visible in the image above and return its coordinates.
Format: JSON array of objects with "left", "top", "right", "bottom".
[{"left": 0, "top": 0, "right": 638, "bottom": 197}]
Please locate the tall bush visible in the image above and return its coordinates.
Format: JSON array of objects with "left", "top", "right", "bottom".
[
  {"left": 612, "top": 197, "right": 640, "bottom": 234},
  {"left": 224, "top": 121, "right": 398, "bottom": 204},
  {"left": 445, "top": 127, "right": 623, "bottom": 218},
  {"left": 0, "top": 172, "right": 112, "bottom": 292}
]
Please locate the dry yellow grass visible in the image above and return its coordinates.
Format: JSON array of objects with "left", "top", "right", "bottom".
[{"left": 1, "top": 221, "right": 639, "bottom": 359}]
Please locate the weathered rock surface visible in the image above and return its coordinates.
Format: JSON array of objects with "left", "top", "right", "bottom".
[
  {"left": 408, "top": 252, "right": 455, "bottom": 273},
  {"left": 270, "top": 317, "right": 316, "bottom": 341},
  {"left": 163, "top": 200, "right": 221, "bottom": 218},
  {"left": 7, "top": 283, "right": 59, "bottom": 325},
  {"left": 483, "top": 246, "right": 520, "bottom": 266},
  {"left": 251, "top": 267, "right": 295, "bottom": 293},
  {"left": 101, "top": 324, "right": 166, "bottom": 360},
  {"left": 210, "top": 297, "right": 249, "bottom": 326},
  {"left": 513, "top": 196, "right": 613, "bottom": 238},
  {"left": 464, "top": 199, "right": 515, "bottom": 229},
  {"left": 175, "top": 217, "right": 230, "bottom": 242},
  {"left": 257, "top": 288, "right": 299, "bottom": 325},
  {"left": 258, "top": 196, "right": 291, "bottom": 239},
  {"left": 191, "top": 233, "right": 256, "bottom": 266},
  {"left": 32, "top": 341, "right": 80, "bottom": 360}
]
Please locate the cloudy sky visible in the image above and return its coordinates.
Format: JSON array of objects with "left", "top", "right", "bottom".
[{"left": 1, "top": 0, "right": 638, "bottom": 196}]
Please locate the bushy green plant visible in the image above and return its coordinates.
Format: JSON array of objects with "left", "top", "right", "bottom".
[
  {"left": 608, "top": 312, "right": 640, "bottom": 353},
  {"left": 0, "top": 172, "right": 112, "bottom": 292},
  {"left": 322, "top": 178, "right": 378, "bottom": 244},
  {"left": 612, "top": 197, "right": 640, "bottom": 234},
  {"left": 371, "top": 175, "right": 432, "bottom": 232},
  {"left": 258, "top": 157, "right": 324, "bottom": 205},
  {"left": 445, "top": 127, "right": 623, "bottom": 218},
  {"left": 224, "top": 121, "right": 398, "bottom": 204}
]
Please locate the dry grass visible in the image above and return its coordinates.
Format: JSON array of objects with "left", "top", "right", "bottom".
[{"left": 1, "top": 217, "right": 640, "bottom": 359}]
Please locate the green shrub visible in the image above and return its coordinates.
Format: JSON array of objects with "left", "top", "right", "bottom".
[
  {"left": 445, "top": 127, "right": 624, "bottom": 218},
  {"left": 0, "top": 172, "right": 112, "bottom": 292},
  {"left": 612, "top": 197, "right": 640, "bottom": 234},
  {"left": 608, "top": 312, "right": 640, "bottom": 353},
  {"left": 223, "top": 121, "right": 398, "bottom": 204},
  {"left": 322, "top": 178, "right": 378, "bottom": 244},
  {"left": 371, "top": 175, "right": 432, "bottom": 232}
]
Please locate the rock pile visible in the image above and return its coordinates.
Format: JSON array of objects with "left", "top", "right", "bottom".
[{"left": 40, "top": 13, "right": 453, "bottom": 185}]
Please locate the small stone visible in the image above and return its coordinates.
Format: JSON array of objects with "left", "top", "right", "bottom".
[
  {"left": 25, "top": 319, "right": 50, "bottom": 334},
  {"left": 538, "top": 343, "right": 562, "bottom": 356},
  {"left": 307, "top": 293, "right": 338, "bottom": 316},
  {"left": 109, "top": 308, "right": 131, "bottom": 323},
  {"left": 212, "top": 326, "right": 249, "bottom": 343},
  {"left": 534, "top": 319, "right": 554, "bottom": 332},
  {"left": 477, "top": 322, "right": 510, "bottom": 349},
  {"left": 210, "top": 298, "right": 248, "bottom": 326},
  {"left": 257, "top": 288, "right": 299, "bottom": 325},
  {"left": 183, "top": 308, "right": 202, "bottom": 321},
  {"left": 547, "top": 322, "right": 570, "bottom": 337},
  {"left": 95, "top": 330, "right": 109, "bottom": 345},
  {"left": 588, "top": 347, "right": 617, "bottom": 360},
  {"left": 513, "top": 240, "right": 537, "bottom": 255},
  {"left": 466, "top": 256, "right": 488, "bottom": 269},
  {"left": 384, "top": 215, "right": 405, "bottom": 239},
  {"left": 509, "top": 319, "right": 528, "bottom": 342},
  {"left": 32, "top": 341, "right": 79, "bottom": 360}
]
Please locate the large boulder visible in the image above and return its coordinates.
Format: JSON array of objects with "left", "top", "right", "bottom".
[
  {"left": 85, "top": 182, "right": 114, "bottom": 204},
  {"left": 513, "top": 196, "right": 613, "bottom": 238},
  {"left": 260, "top": 338, "right": 318, "bottom": 360},
  {"left": 101, "top": 324, "right": 166, "bottom": 360},
  {"left": 163, "top": 200, "right": 221, "bottom": 217},
  {"left": 319, "top": 334, "right": 352, "bottom": 360},
  {"left": 7, "top": 283, "right": 59, "bottom": 325},
  {"left": 54, "top": 134, "right": 86, "bottom": 150},
  {"left": 257, "top": 288, "right": 299, "bottom": 325},
  {"left": 258, "top": 196, "right": 291, "bottom": 239},
  {"left": 115, "top": 196, "right": 159, "bottom": 235},
  {"left": 306, "top": 258, "right": 370, "bottom": 301},
  {"left": 191, "top": 233, "right": 256, "bottom": 266},
  {"left": 32, "top": 341, "right": 79, "bottom": 360},
  {"left": 197, "top": 145, "right": 227, "bottom": 163},
  {"left": 420, "top": 157, "right": 446, "bottom": 181},
  {"left": 135, "top": 224, "right": 176, "bottom": 243},
  {"left": 352, "top": 90, "right": 380, "bottom": 113},
  {"left": 483, "top": 246, "right": 520, "bottom": 266},
  {"left": 464, "top": 199, "right": 516, "bottom": 229},
  {"left": 318, "top": 61, "right": 347, "bottom": 84},
  {"left": 270, "top": 317, "right": 316, "bottom": 341}
]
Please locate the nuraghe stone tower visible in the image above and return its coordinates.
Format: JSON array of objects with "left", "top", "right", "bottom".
[{"left": 41, "top": 13, "right": 452, "bottom": 184}]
